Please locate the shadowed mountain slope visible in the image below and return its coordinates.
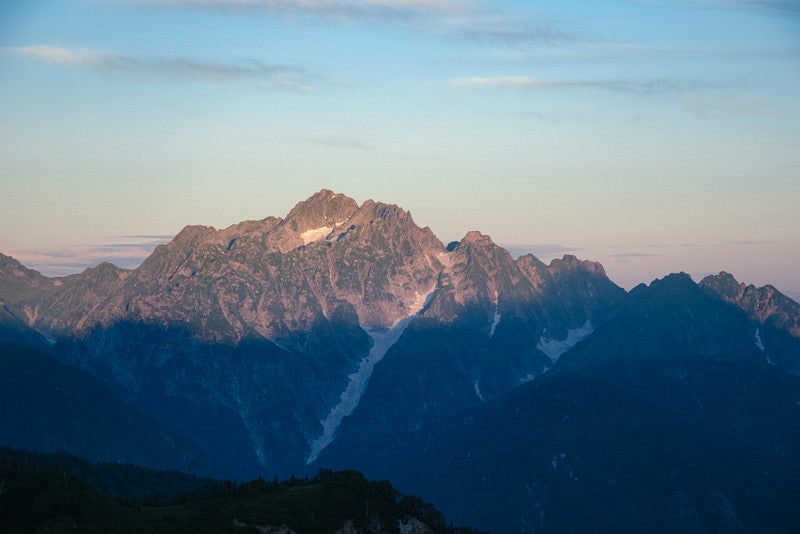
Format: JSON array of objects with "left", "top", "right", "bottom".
[{"left": 388, "top": 274, "right": 800, "bottom": 532}]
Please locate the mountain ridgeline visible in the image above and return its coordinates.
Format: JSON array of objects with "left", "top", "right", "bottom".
[{"left": 1, "top": 190, "right": 798, "bottom": 532}]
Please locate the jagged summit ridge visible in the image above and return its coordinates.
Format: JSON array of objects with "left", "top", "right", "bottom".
[
  {"left": 701, "top": 271, "right": 800, "bottom": 337},
  {"left": 0, "top": 191, "right": 450, "bottom": 340},
  {"left": 285, "top": 189, "right": 358, "bottom": 228},
  {"left": 0, "top": 190, "right": 629, "bottom": 347}
]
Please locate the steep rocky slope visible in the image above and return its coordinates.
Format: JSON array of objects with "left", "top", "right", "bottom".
[
  {"left": 1, "top": 190, "right": 626, "bottom": 478},
  {"left": 390, "top": 274, "right": 800, "bottom": 532},
  {"left": 701, "top": 271, "right": 800, "bottom": 374}
]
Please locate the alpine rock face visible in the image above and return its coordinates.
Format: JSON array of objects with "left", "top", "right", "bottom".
[
  {"left": 1, "top": 190, "right": 798, "bottom": 532},
  {"left": 700, "top": 271, "right": 800, "bottom": 373},
  {"left": 0, "top": 190, "right": 623, "bottom": 478}
]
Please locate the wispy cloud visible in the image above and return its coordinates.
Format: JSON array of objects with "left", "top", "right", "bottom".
[
  {"left": 510, "top": 42, "right": 800, "bottom": 65},
  {"left": 117, "top": 234, "right": 175, "bottom": 240},
  {"left": 640, "top": 0, "right": 800, "bottom": 16},
  {"left": 12, "top": 45, "right": 315, "bottom": 90},
  {"left": 130, "top": 0, "right": 573, "bottom": 46},
  {"left": 734, "top": 240, "right": 773, "bottom": 245},
  {"left": 449, "top": 75, "right": 775, "bottom": 117},
  {"left": 450, "top": 75, "right": 688, "bottom": 95},
  {"left": 133, "top": 0, "right": 469, "bottom": 18},
  {"left": 438, "top": 12, "right": 574, "bottom": 46},
  {"left": 642, "top": 240, "right": 777, "bottom": 249},
  {"left": 607, "top": 252, "right": 661, "bottom": 258}
]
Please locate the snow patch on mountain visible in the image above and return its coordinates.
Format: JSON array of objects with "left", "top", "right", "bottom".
[
  {"left": 300, "top": 226, "right": 332, "bottom": 245},
  {"left": 754, "top": 327, "right": 765, "bottom": 351},
  {"left": 306, "top": 287, "right": 437, "bottom": 464},
  {"left": 753, "top": 328, "right": 774, "bottom": 364},
  {"left": 520, "top": 372, "right": 537, "bottom": 384},
  {"left": 408, "top": 289, "right": 433, "bottom": 315},
  {"left": 489, "top": 290, "right": 501, "bottom": 338},
  {"left": 473, "top": 380, "right": 485, "bottom": 402},
  {"left": 436, "top": 251, "right": 454, "bottom": 268},
  {"left": 537, "top": 320, "right": 594, "bottom": 362}
]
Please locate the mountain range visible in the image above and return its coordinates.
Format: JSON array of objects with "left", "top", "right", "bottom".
[{"left": 1, "top": 189, "right": 798, "bottom": 532}]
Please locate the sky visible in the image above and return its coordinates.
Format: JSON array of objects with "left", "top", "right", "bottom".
[{"left": 0, "top": 0, "right": 798, "bottom": 299}]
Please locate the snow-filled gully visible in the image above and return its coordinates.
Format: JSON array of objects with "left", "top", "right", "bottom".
[
  {"left": 536, "top": 320, "right": 594, "bottom": 363},
  {"left": 306, "top": 288, "right": 436, "bottom": 464}
]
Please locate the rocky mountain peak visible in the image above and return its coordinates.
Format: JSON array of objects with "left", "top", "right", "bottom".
[
  {"left": 445, "top": 231, "right": 510, "bottom": 272},
  {"left": 348, "top": 199, "right": 413, "bottom": 228},
  {"left": 459, "top": 230, "right": 495, "bottom": 248},
  {"left": 0, "top": 191, "right": 628, "bottom": 345},
  {"left": 701, "top": 272, "right": 800, "bottom": 337},
  {"left": 645, "top": 272, "right": 697, "bottom": 292},
  {"left": 699, "top": 271, "right": 746, "bottom": 301},
  {"left": 283, "top": 189, "right": 359, "bottom": 235},
  {"left": 549, "top": 254, "right": 607, "bottom": 278},
  {"left": 436, "top": 230, "right": 528, "bottom": 315},
  {"left": 0, "top": 253, "right": 48, "bottom": 300},
  {"left": 0, "top": 253, "right": 42, "bottom": 281},
  {"left": 448, "top": 231, "right": 514, "bottom": 276},
  {"left": 219, "top": 216, "right": 283, "bottom": 239},
  {"left": 171, "top": 224, "right": 216, "bottom": 246},
  {"left": 252, "top": 190, "right": 361, "bottom": 253},
  {"left": 74, "top": 262, "right": 128, "bottom": 284}
]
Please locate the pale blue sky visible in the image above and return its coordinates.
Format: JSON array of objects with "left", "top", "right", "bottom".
[{"left": 1, "top": 1, "right": 798, "bottom": 297}]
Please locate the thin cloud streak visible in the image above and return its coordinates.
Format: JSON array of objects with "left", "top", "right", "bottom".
[
  {"left": 116, "top": 234, "right": 175, "bottom": 240},
  {"left": 13, "top": 46, "right": 316, "bottom": 90},
  {"left": 131, "top": 0, "right": 574, "bottom": 46},
  {"left": 451, "top": 75, "right": 689, "bottom": 95},
  {"left": 641, "top": 0, "right": 800, "bottom": 16},
  {"left": 638, "top": 240, "right": 779, "bottom": 251},
  {"left": 516, "top": 42, "right": 800, "bottom": 64},
  {"left": 607, "top": 252, "right": 661, "bottom": 258},
  {"left": 133, "top": 0, "right": 470, "bottom": 18},
  {"left": 440, "top": 12, "right": 574, "bottom": 46},
  {"left": 129, "top": 0, "right": 482, "bottom": 31}
]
